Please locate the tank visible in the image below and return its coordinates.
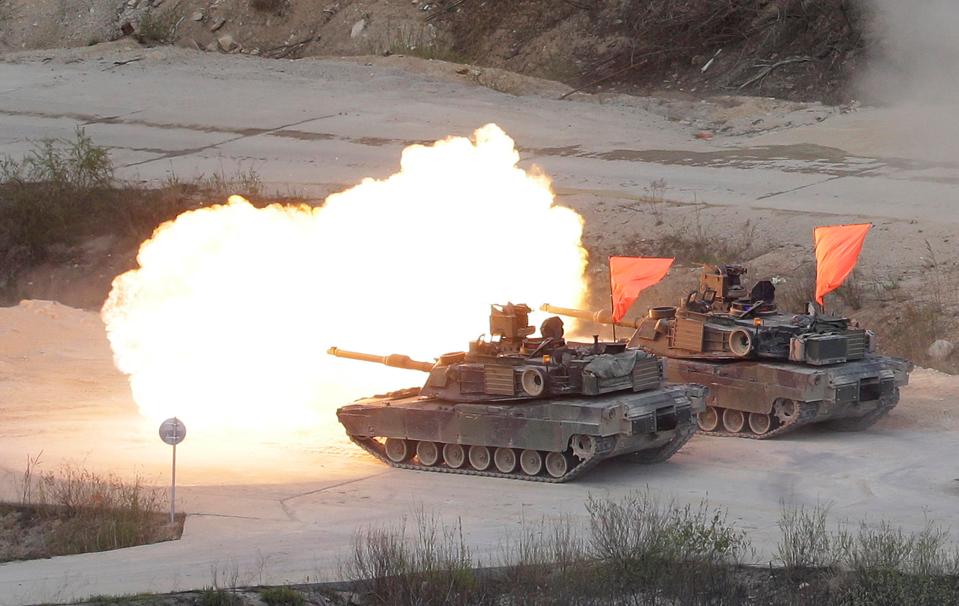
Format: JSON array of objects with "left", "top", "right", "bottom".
[
  {"left": 541, "top": 265, "right": 912, "bottom": 439},
  {"left": 328, "top": 303, "right": 707, "bottom": 482}
]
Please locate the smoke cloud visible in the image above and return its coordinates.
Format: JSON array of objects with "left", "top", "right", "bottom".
[{"left": 859, "top": 0, "right": 959, "bottom": 105}]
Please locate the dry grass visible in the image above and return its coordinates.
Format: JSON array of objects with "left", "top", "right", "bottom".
[
  {"left": 777, "top": 502, "right": 844, "bottom": 573},
  {"left": 0, "top": 130, "right": 289, "bottom": 305},
  {"left": 374, "top": 20, "right": 464, "bottom": 63},
  {"left": 250, "top": 0, "right": 286, "bottom": 12},
  {"left": 777, "top": 504, "right": 959, "bottom": 604},
  {"left": 342, "top": 492, "right": 755, "bottom": 605},
  {"left": 343, "top": 508, "right": 477, "bottom": 606},
  {"left": 259, "top": 587, "right": 305, "bottom": 606},
  {"left": 0, "top": 128, "right": 121, "bottom": 292},
  {"left": 137, "top": 9, "right": 182, "bottom": 46},
  {"left": 439, "top": 0, "right": 862, "bottom": 102},
  {"left": 64, "top": 496, "right": 959, "bottom": 604},
  {"left": 336, "top": 495, "right": 959, "bottom": 605},
  {"left": 615, "top": 0, "right": 762, "bottom": 60},
  {"left": 1, "top": 456, "right": 181, "bottom": 562},
  {"left": 774, "top": 260, "right": 817, "bottom": 314},
  {"left": 621, "top": 209, "right": 768, "bottom": 268}
]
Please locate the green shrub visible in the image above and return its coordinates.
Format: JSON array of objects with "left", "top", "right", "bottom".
[
  {"left": 343, "top": 508, "right": 478, "bottom": 606},
  {"left": 1, "top": 127, "right": 113, "bottom": 189},
  {"left": 199, "top": 587, "right": 237, "bottom": 606},
  {"left": 583, "top": 491, "right": 752, "bottom": 602},
  {"left": 0, "top": 127, "right": 114, "bottom": 265},
  {"left": 0, "top": 128, "right": 276, "bottom": 303},
  {"left": 260, "top": 587, "right": 304, "bottom": 606},
  {"left": 586, "top": 490, "right": 750, "bottom": 576},
  {"left": 777, "top": 502, "right": 844, "bottom": 572}
]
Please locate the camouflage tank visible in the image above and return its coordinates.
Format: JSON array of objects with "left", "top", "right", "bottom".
[
  {"left": 328, "top": 303, "right": 706, "bottom": 482},
  {"left": 542, "top": 265, "right": 912, "bottom": 439}
]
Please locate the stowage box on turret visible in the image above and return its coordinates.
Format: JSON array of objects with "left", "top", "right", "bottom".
[
  {"left": 542, "top": 265, "right": 912, "bottom": 439},
  {"left": 328, "top": 303, "right": 706, "bottom": 482}
]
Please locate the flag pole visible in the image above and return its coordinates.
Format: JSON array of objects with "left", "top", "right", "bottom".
[{"left": 608, "top": 256, "right": 617, "bottom": 341}]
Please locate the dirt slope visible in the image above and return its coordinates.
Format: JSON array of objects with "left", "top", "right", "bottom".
[
  {"left": 435, "top": 0, "right": 868, "bottom": 103},
  {"left": 0, "top": 0, "right": 879, "bottom": 104}
]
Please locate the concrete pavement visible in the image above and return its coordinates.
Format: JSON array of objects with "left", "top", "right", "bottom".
[{"left": 2, "top": 44, "right": 958, "bottom": 223}]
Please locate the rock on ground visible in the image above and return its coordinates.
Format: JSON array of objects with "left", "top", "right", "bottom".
[{"left": 928, "top": 339, "right": 956, "bottom": 361}]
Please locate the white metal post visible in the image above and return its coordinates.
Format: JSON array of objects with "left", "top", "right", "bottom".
[
  {"left": 160, "top": 416, "right": 185, "bottom": 525},
  {"left": 170, "top": 419, "right": 178, "bottom": 524}
]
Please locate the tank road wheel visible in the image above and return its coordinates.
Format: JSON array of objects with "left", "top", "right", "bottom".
[
  {"left": 493, "top": 448, "right": 518, "bottom": 473},
  {"left": 545, "top": 452, "right": 572, "bottom": 479},
  {"left": 416, "top": 441, "right": 440, "bottom": 466},
  {"left": 385, "top": 438, "right": 413, "bottom": 463},
  {"left": 442, "top": 443, "right": 466, "bottom": 469},
  {"left": 698, "top": 406, "right": 720, "bottom": 432},
  {"left": 773, "top": 399, "right": 800, "bottom": 425},
  {"left": 519, "top": 449, "right": 544, "bottom": 476},
  {"left": 748, "top": 413, "right": 772, "bottom": 436},
  {"left": 468, "top": 445, "right": 492, "bottom": 471},
  {"left": 722, "top": 409, "right": 746, "bottom": 433}
]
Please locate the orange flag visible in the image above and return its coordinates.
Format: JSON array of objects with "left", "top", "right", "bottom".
[
  {"left": 609, "top": 256, "right": 674, "bottom": 322},
  {"left": 814, "top": 223, "right": 871, "bottom": 305}
]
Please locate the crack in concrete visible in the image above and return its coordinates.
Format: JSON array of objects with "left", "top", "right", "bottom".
[
  {"left": 0, "top": 107, "right": 423, "bottom": 152},
  {"left": 278, "top": 472, "right": 390, "bottom": 522},
  {"left": 79, "top": 109, "right": 144, "bottom": 127},
  {"left": 187, "top": 512, "right": 275, "bottom": 521},
  {"left": 120, "top": 114, "right": 340, "bottom": 168},
  {"left": 756, "top": 174, "right": 850, "bottom": 201},
  {"left": 755, "top": 163, "right": 882, "bottom": 201}
]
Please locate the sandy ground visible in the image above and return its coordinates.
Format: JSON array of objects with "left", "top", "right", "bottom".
[{"left": 0, "top": 44, "right": 958, "bottom": 604}]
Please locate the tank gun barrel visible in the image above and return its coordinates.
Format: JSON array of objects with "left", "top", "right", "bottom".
[
  {"left": 327, "top": 347, "right": 435, "bottom": 372},
  {"left": 540, "top": 304, "right": 643, "bottom": 330}
]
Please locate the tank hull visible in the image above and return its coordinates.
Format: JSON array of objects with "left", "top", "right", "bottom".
[
  {"left": 337, "top": 385, "right": 706, "bottom": 482},
  {"left": 665, "top": 354, "right": 911, "bottom": 439}
]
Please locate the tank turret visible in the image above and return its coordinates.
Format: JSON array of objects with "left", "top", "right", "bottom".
[
  {"left": 544, "top": 264, "right": 871, "bottom": 366},
  {"left": 329, "top": 303, "right": 664, "bottom": 402},
  {"left": 328, "top": 303, "right": 707, "bottom": 481}
]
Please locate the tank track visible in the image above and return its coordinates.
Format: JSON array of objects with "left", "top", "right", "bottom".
[
  {"left": 699, "top": 402, "right": 818, "bottom": 440},
  {"left": 700, "top": 391, "right": 900, "bottom": 440},
  {"left": 349, "top": 436, "right": 606, "bottom": 483},
  {"left": 625, "top": 422, "right": 698, "bottom": 463},
  {"left": 821, "top": 390, "right": 900, "bottom": 432}
]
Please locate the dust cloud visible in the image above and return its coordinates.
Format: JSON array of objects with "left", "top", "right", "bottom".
[
  {"left": 858, "top": 0, "right": 959, "bottom": 160},
  {"left": 860, "top": 0, "right": 959, "bottom": 104}
]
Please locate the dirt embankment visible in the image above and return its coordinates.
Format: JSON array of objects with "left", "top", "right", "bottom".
[
  {"left": 0, "top": 0, "right": 883, "bottom": 105},
  {"left": 434, "top": 0, "right": 869, "bottom": 104}
]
